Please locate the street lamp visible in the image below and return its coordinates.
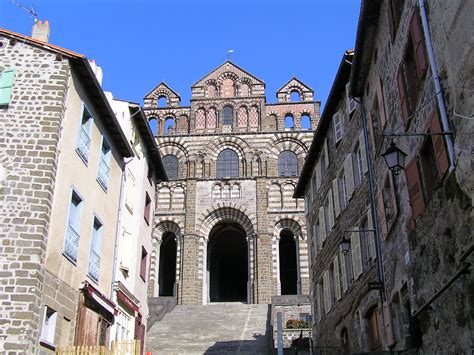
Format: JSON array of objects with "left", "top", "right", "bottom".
[
  {"left": 339, "top": 235, "right": 351, "bottom": 255},
  {"left": 381, "top": 140, "right": 407, "bottom": 175}
]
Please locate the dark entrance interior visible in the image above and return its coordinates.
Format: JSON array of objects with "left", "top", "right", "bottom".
[
  {"left": 158, "top": 232, "right": 177, "bottom": 297},
  {"left": 279, "top": 230, "right": 298, "bottom": 295},
  {"left": 208, "top": 223, "right": 248, "bottom": 302}
]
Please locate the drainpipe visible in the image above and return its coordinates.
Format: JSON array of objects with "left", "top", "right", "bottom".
[{"left": 418, "top": 0, "right": 455, "bottom": 169}]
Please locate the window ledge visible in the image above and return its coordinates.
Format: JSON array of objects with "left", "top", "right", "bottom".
[
  {"left": 75, "top": 148, "right": 89, "bottom": 166},
  {"left": 39, "top": 339, "right": 56, "bottom": 351},
  {"left": 62, "top": 252, "right": 77, "bottom": 266},
  {"left": 96, "top": 178, "right": 108, "bottom": 192}
]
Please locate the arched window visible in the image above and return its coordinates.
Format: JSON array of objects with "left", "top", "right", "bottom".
[
  {"left": 284, "top": 114, "right": 294, "bottom": 129},
  {"left": 290, "top": 91, "right": 301, "bottom": 102},
  {"left": 222, "top": 78, "right": 235, "bottom": 97},
  {"left": 207, "top": 85, "right": 217, "bottom": 98},
  {"left": 164, "top": 117, "right": 175, "bottom": 135},
  {"left": 217, "top": 149, "right": 239, "bottom": 178},
  {"left": 157, "top": 96, "right": 167, "bottom": 108},
  {"left": 222, "top": 106, "right": 233, "bottom": 126},
  {"left": 162, "top": 154, "right": 179, "bottom": 180},
  {"left": 301, "top": 114, "right": 311, "bottom": 130},
  {"left": 278, "top": 150, "right": 298, "bottom": 177},
  {"left": 148, "top": 117, "right": 158, "bottom": 136},
  {"left": 240, "top": 83, "right": 249, "bottom": 96}
]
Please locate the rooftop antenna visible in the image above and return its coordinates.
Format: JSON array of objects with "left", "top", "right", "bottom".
[
  {"left": 226, "top": 49, "right": 234, "bottom": 60},
  {"left": 10, "top": 0, "right": 38, "bottom": 22}
]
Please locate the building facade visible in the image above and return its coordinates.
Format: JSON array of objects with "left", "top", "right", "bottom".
[
  {"left": 144, "top": 61, "right": 320, "bottom": 305},
  {"left": 0, "top": 25, "right": 134, "bottom": 353}
]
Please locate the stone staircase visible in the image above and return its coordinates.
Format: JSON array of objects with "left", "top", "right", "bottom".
[{"left": 145, "top": 303, "right": 271, "bottom": 354}]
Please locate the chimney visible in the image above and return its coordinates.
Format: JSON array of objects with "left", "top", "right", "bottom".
[{"left": 32, "top": 20, "right": 50, "bottom": 42}]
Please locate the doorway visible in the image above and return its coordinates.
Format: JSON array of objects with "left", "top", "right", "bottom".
[
  {"left": 279, "top": 230, "right": 298, "bottom": 295},
  {"left": 158, "top": 233, "right": 177, "bottom": 297}
]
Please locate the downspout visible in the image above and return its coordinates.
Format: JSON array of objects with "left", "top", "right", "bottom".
[{"left": 418, "top": 0, "right": 455, "bottom": 169}]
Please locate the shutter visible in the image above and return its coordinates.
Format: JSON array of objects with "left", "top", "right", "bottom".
[
  {"left": 397, "top": 66, "right": 410, "bottom": 126},
  {"left": 0, "top": 68, "right": 16, "bottom": 106},
  {"left": 367, "top": 208, "right": 376, "bottom": 260},
  {"left": 319, "top": 207, "right": 326, "bottom": 242},
  {"left": 323, "top": 271, "right": 331, "bottom": 313},
  {"left": 411, "top": 10, "right": 428, "bottom": 78},
  {"left": 328, "top": 189, "right": 334, "bottom": 230},
  {"left": 376, "top": 77, "right": 387, "bottom": 129},
  {"left": 323, "top": 140, "right": 329, "bottom": 168},
  {"left": 332, "top": 179, "right": 340, "bottom": 217},
  {"left": 351, "top": 229, "right": 363, "bottom": 278},
  {"left": 387, "top": 0, "right": 395, "bottom": 41},
  {"left": 344, "top": 154, "right": 355, "bottom": 198},
  {"left": 333, "top": 112, "right": 343, "bottom": 143},
  {"left": 315, "top": 161, "right": 321, "bottom": 189},
  {"left": 334, "top": 256, "right": 341, "bottom": 300},
  {"left": 367, "top": 110, "right": 377, "bottom": 156},
  {"left": 340, "top": 254, "right": 348, "bottom": 293},
  {"left": 383, "top": 302, "right": 395, "bottom": 347},
  {"left": 404, "top": 158, "right": 425, "bottom": 223},
  {"left": 359, "top": 130, "right": 368, "bottom": 174},
  {"left": 377, "top": 189, "right": 388, "bottom": 240},
  {"left": 429, "top": 109, "right": 449, "bottom": 177},
  {"left": 388, "top": 172, "right": 398, "bottom": 220},
  {"left": 316, "top": 283, "right": 322, "bottom": 321}
]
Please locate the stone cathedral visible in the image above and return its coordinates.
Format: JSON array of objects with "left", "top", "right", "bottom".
[{"left": 144, "top": 61, "right": 320, "bottom": 305}]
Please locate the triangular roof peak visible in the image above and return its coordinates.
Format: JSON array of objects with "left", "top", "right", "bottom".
[
  {"left": 192, "top": 60, "right": 265, "bottom": 87},
  {"left": 277, "top": 76, "right": 314, "bottom": 94},
  {"left": 144, "top": 81, "right": 180, "bottom": 100}
]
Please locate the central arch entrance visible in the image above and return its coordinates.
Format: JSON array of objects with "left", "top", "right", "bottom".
[
  {"left": 207, "top": 222, "right": 248, "bottom": 302},
  {"left": 158, "top": 232, "right": 177, "bottom": 297}
]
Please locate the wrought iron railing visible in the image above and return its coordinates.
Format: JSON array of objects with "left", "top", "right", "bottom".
[
  {"left": 64, "top": 224, "right": 80, "bottom": 262},
  {"left": 88, "top": 249, "right": 101, "bottom": 281},
  {"left": 97, "top": 157, "right": 110, "bottom": 190},
  {"left": 76, "top": 127, "right": 91, "bottom": 162}
]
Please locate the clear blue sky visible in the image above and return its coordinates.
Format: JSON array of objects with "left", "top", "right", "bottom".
[{"left": 1, "top": 0, "right": 361, "bottom": 108}]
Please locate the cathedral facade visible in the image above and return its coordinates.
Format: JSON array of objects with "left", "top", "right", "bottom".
[{"left": 144, "top": 61, "right": 320, "bottom": 304}]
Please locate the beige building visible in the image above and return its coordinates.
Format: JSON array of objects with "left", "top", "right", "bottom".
[
  {"left": 109, "top": 96, "right": 167, "bottom": 349},
  {"left": 144, "top": 61, "right": 320, "bottom": 305},
  {"left": 0, "top": 24, "right": 133, "bottom": 353}
]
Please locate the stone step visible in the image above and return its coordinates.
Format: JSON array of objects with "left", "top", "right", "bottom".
[{"left": 145, "top": 303, "right": 271, "bottom": 354}]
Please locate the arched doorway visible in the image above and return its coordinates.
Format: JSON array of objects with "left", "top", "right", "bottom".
[
  {"left": 279, "top": 230, "right": 298, "bottom": 295},
  {"left": 207, "top": 223, "right": 248, "bottom": 302},
  {"left": 158, "top": 232, "right": 177, "bottom": 296}
]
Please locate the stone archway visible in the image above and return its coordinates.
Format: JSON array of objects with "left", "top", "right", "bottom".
[
  {"left": 158, "top": 232, "right": 177, "bottom": 297},
  {"left": 207, "top": 222, "right": 248, "bottom": 302}
]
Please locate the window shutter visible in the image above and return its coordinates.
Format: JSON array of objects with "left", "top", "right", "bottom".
[
  {"left": 404, "top": 158, "right": 425, "bottom": 224},
  {"left": 346, "top": 83, "right": 356, "bottom": 113},
  {"left": 319, "top": 207, "right": 326, "bottom": 242},
  {"left": 367, "top": 111, "right": 377, "bottom": 156},
  {"left": 323, "top": 140, "right": 329, "bottom": 169},
  {"left": 0, "top": 68, "right": 16, "bottom": 106},
  {"left": 411, "top": 10, "right": 428, "bottom": 78},
  {"left": 332, "top": 179, "right": 340, "bottom": 217},
  {"left": 429, "top": 109, "right": 449, "bottom": 177},
  {"left": 388, "top": 172, "right": 398, "bottom": 220},
  {"left": 397, "top": 66, "right": 410, "bottom": 126},
  {"left": 377, "top": 188, "right": 388, "bottom": 239},
  {"left": 359, "top": 131, "right": 368, "bottom": 174},
  {"left": 383, "top": 302, "right": 395, "bottom": 347},
  {"left": 316, "top": 283, "right": 322, "bottom": 321},
  {"left": 376, "top": 77, "right": 387, "bottom": 129},
  {"left": 367, "top": 208, "right": 376, "bottom": 260},
  {"left": 340, "top": 254, "right": 348, "bottom": 293},
  {"left": 323, "top": 271, "right": 331, "bottom": 313},
  {"left": 333, "top": 256, "right": 341, "bottom": 300},
  {"left": 351, "top": 229, "right": 363, "bottom": 279},
  {"left": 315, "top": 161, "right": 321, "bottom": 190},
  {"left": 328, "top": 189, "right": 335, "bottom": 231},
  {"left": 344, "top": 154, "right": 355, "bottom": 198},
  {"left": 333, "top": 112, "right": 343, "bottom": 143}
]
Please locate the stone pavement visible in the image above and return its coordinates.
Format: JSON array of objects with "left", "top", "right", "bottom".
[{"left": 145, "top": 303, "right": 272, "bottom": 354}]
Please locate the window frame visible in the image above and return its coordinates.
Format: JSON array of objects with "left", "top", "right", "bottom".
[
  {"left": 278, "top": 150, "right": 299, "bottom": 177},
  {"left": 63, "top": 187, "right": 84, "bottom": 264},
  {"left": 140, "top": 247, "right": 148, "bottom": 281},
  {"left": 88, "top": 215, "right": 104, "bottom": 282},
  {"left": 222, "top": 106, "right": 233, "bottom": 126},
  {"left": 162, "top": 154, "right": 179, "bottom": 180},
  {"left": 97, "top": 136, "right": 112, "bottom": 191},
  {"left": 216, "top": 148, "right": 239, "bottom": 178}
]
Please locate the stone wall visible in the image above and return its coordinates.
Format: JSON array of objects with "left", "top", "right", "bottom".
[{"left": 0, "top": 35, "right": 70, "bottom": 353}]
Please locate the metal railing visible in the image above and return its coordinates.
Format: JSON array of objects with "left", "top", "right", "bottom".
[
  {"left": 64, "top": 224, "right": 80, "bottom": 262},
  {"left": 88, "top": 249, "right": 101, "bottom": 281},
  {"left": 76, "top": 128, "right": 91, "bottom": 162}
]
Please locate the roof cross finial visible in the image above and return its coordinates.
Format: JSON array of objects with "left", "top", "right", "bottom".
[{"left": 226, "top": 49, "right": 234, "bottom": 60}]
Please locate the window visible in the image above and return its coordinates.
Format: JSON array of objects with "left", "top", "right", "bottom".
[
  {"left": 333, "top": 112, "right": 343, "bottom": 144},
  {"left": 323, "top": 270, "right": 332, "bottom": 313},
  {"left": 76, "top": 106, "right": 93, "bottom": 163},
  {"left": 324, "top": 194, "right": 334, "bottom": 235},
  {"left": 333, "top": 256, "right": 341, "bottom": 301},
  {"left": 301, "top": 114, "right": 311, "bottom": 130},
  {"left": 222, "top": 106, "right": 233, "bottom": 126},
  {"left": 359, "top": 216, "right": 374, "bottom": 270},
  {"left": 367, "top": 307, "right": 383, "bottom": 351},
  {"left": 63, "top": 189, "right": 83, "bottom": 262},
  {"left": 144, "top": 192, "right": 152, "bottom": 225},
  {"left": 164, "top": 117, "right": 174, "bottom": 135},
  {"left": 284, "top": 114, "right": 294, "bottom": 129},
  {"left": 420, "top": 137, "right": 437, "bottom": 202},
  {"left": 346, "top": 83, "right": 356, "bottom": 114},
  {"left": 97, "top": 138, "right": 112, "bottom": 190},
  {"left": 355, "top": 144, "right": 364, "bottom": 185},
  {"left": 344, "top": 154, "right": 355, "bottom": 199},
  {"left": 350, "top": 228, "right": 363, "bottom": 280},
  {"left": 290, "top": 91, "right": 301, "bottom": 102},
  {"left": 157, "top": 96, "right": 167, "bottom": 108},
  {"left": 162, "top": 154, "right": 179, "bottom": 180},
  {"left": 278, "top": 150, "right": 298, "bottom": 177},
  {"left": 339, "top": 172, "right": 348, "bottom": 210},
  {"left": 0, "top": 68, "right": 16, "bottom": 106},
  {"left": 388, "top": 0, "right": 405, "bottom": 41},
  {"left": 40, "top": 306, "right": 57, "bottom": 345},
  {"left": 340, "top": 247, "right": 354, "bottom": 293},
  {"left": 147, "top": 164, "right": 154, "bottom": 185},
  {"left": 115, "top": 310, "right": 132, "bottom": 341},
  {"left": 217, "top": 149, "right": 239, "bottom": 178},
  {"left": 140, "top": 247, "right": 148, "bottom": 281},
  {"left": 148, "top": 117, "right": 158, "bottom": 136},
  {"left": 397, "top": 10, "right": 427, "bottom": 128},
  {"left": 88, "top": 217, "right": 103, "bottom": 282},
  {"left": 378, "top": 173, "right": 398, "bottom": 239}
]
